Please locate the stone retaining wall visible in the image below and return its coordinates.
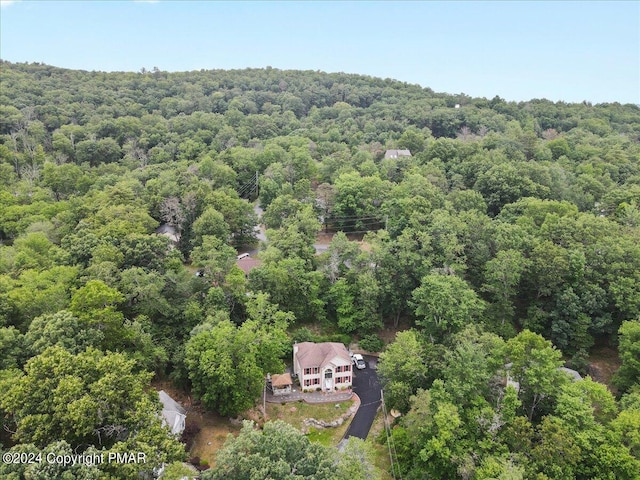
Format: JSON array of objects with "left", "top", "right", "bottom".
[{"left": 302, "top": 393, "right": 360, "bottom": 431}]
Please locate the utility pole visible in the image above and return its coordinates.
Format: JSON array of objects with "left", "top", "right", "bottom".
[
  {"left": 381, "top": 390, "right": 396, "bottom": 480},
  {"left": 255, "top": 170, "right": 259, "bottom": 198}
]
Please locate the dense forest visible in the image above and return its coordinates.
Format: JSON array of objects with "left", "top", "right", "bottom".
[{"left": 0, "top": 61, "right": 639, "bottom": 479}]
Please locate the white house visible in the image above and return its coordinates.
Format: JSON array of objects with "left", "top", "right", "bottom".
[
  {"left": 158, "top": 390, "right": 186, "bottom": 436},
  {"left": 293, "top": 342, "right": 352, "bottom": 392},
  {"left": 155, "top": 224, "right": 180, "bottom": 247},
  {"left": 503, "top": 364, "right": 584, "bottom": 393},
  {"left": 384, "top": 149, "right": 412, "bottom": 159}
]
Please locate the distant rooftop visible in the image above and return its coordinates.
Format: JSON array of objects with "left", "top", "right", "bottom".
[
  {"left": 271, "top": 373, "right": 293, "bottom": 387},
  {"left": 384, "top": 149, "right": 412, "bottom": 159},
  {"left": 155, "top": 224, "right": 180, "bottom": 244},
  {"left": 559, "top": 367, "right": 583, "bottom": 382},
  {"left": 158, "top": 390, "right": 186, "bottom": 435},
  {"left": 236, "top": 256, "right": 262, "bottom": 274}
]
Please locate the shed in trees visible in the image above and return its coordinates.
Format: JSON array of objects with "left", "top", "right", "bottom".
[{"left": 158, "top": 390, "right": 187, "bottom": 435}]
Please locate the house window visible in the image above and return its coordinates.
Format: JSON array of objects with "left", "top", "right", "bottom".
[
  {"left": 304, "top": 379, "right": 310, "bottom": 387},
  {"left": 313, "top": 367, "right": 319, "bottom": 374},
  {"left": 345, "top": 364, "right": 350, "bottom": 372},
  {"left": 312, "top": 378, "right": 320, "bottom": 386},
  {"left": 304, "top": 368, "right": 311, "bottom": 375}
]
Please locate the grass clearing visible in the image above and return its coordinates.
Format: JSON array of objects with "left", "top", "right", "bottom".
[
  {"left": 266, "top": 399, "right": 354, "bottom": 446},
  {"left": 306, "top": 427, "right": 338, "bottom": 446},
  {"left": 366, "top": 409, "right": 394, "bottom": 480}
]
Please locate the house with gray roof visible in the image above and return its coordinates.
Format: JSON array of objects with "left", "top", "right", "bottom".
[
  {"left": 158, "top": 390, "right": 186, "bottom": 436},
  {"left": 293, "top": 342, "right": 352, "bottom": 392},
  {"left": 384, "top": 149, "right": 412, "bottom": 159},
  {"left": 155, "top": 224, "right": 180, "bottom": 247}
]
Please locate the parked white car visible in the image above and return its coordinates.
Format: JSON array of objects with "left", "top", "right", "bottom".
[{"left": 351, "top": 353, "right": 366, "bottom": 370}]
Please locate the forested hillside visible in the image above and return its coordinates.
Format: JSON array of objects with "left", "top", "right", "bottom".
[{"left": 1, "top": 61, "right": 639, "bottom": 479}]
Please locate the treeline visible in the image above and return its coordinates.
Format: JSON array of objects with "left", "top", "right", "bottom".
[{"left": 0, "top": 61, "right": 639, "bottom": 479}]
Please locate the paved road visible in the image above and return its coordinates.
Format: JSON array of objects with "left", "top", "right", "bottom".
[
  {"left": 245, "top": 202, "right": 331, "bottom": 257},
  {"left": 343, "top": 355, "right": 381, "bottom": 440}
]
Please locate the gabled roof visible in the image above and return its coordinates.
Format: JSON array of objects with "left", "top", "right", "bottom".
[
  {"left": 236, "top": 256, "right": 262, "bottom": 274},
  {"left": 559, "top": 367, "right": 583, "bottom": 382},
  {"left": 271, "top": 373, "right": 292, "bottom": 387},
  {"left": 384, "top": 149, "right": 412, "bottom": 159},
  {"left": 158, "top": 390, "right": 186, "bottom": 435},
  {"left": 155, "top": 224, "right": 178, "bottom": 235},
  {"left": 155, "top": 224, "right": 180, "bottom": 244},
  {"left": 295, "top": 342, "right": 351, "bottom": 369}
]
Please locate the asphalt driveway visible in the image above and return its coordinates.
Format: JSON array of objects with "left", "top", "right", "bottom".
[{"left": 343, "top": 355, "right": 381, "bottom": 440}]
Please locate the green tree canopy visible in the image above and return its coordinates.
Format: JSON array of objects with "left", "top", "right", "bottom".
[
  {"left": 411, "top": 273, "right": 485, "bottom": 341},
  {"left": 185, "top": 303, "right": 289, "bottom": 416}
]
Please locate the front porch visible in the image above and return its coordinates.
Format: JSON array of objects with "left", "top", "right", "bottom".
[{"left": 265, "top": 386, "right": 353, "bottom": 404}]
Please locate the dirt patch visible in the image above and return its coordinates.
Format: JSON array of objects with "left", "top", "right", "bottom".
[
  {"left": 152, "top": 379, "right": 193, "bottom": 406},
  {"left": 377, "top": 323, "right": 411, "bottom": 345},
  {"left": 588, "top": 345, "right": 621, "bottom": 393},
  {"left": 151, "top": 380, "right": 241, "bottom": 469},
  {"left": 357, "top": 240, "right": 372, "bottom": 252},
  {"left": 315, "top": 232, "right": 335, "bottom": 244},
  {"left": 314, "top": 232, "right": 370, "bottom": 247},
  {"left": 187, "top": 406, "right": 241, "bottom": 469}
]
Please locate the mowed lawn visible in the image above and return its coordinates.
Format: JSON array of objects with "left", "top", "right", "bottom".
[{"left": 266, "top": 399, "right": 354, "bottom": 447}]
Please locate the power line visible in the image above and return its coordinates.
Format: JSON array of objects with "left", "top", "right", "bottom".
[
  {"left": 328, "top": 229, "right": 384, "bottom": 235},
  {"left": 327, "top": 220, "right": 384, "bottom": 226},
  {"left": 326, "top": 214, "right": 385, "bottom": 220},
  {"left": 380, "top": 390, "right": 397, "bottom": 480},
  {"left": 236, "top": 171, "right": 259, "bottom": 199},
  {"left": 325, "top": 217, "right": 384, "bottom": 225},
  {"left": 381, "top": 389, "right": 402, "bottom": 480},
  {"left": 237, "top": 174, "right": 257, "bottom": 193}
]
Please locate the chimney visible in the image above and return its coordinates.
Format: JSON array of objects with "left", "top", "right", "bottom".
[{"left": 293, "top": 343, "right": 298, "bottom": 375}]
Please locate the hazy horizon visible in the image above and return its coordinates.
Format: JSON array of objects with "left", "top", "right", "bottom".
[{"left": 1, "top": 1, "right": 638, "bottom": 104}]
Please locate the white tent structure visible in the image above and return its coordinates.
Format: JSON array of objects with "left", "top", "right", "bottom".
[{"left": 158, "top": 390, "right": 186, "bottom": 436}]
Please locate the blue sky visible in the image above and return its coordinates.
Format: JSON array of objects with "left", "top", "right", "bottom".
[{"left": 1, "top": 1, "right": 639, "bottom": 104}]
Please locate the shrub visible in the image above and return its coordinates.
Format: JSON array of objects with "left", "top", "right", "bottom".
[
  {"left": 322, "top": 333, "right": 352, "bottom": 345},
  {"left": 291, "top": 327, "right": 318, "bottom": 343},
  {"left": 359, "top": 334, "right": 384, "bottom": 352},
  {"left": 180, "top": 422, "right": 201, "bottom": 450}
]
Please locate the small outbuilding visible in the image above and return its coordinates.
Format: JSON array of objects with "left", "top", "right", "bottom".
[
  {"left": 155, "top": 224, "right": 180, "bottom": 246},
  {"left": 559, "top": 367, "right": 583, "bottom": 382},
  {"left": 158, "top": 390, "right": 187, "bottom": 436},
  {"left": 270, "top": 373, "right": 293, "bottom": 396},
  {"left": 236, "top": 255, "right": 262, "bottom": 276},
  {"left": 384, "top": 149, "right": 412, "bottom": 159}
]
